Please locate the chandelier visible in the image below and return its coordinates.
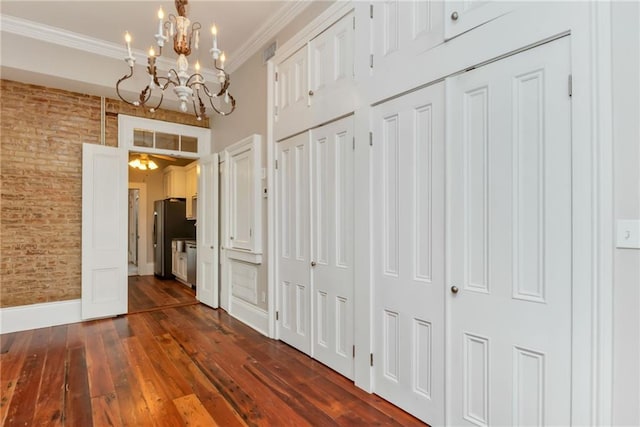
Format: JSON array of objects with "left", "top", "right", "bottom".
[{"left": 116, "top": 0, "right": 236, "bottom": 119}]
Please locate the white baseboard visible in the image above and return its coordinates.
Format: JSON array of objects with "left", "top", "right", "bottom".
[
  {"left": 0, "top": 299, "right": 82, "bottom": 334},
  {"left": 230, "top": 296, "right": 269, "bottom": 337},
  {"left": 140, "top": 262, "right": 154, "bottom": 276}
]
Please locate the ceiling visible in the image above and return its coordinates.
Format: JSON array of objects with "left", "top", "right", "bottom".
[{"left": 0, "top": 0, "right": 309, "bottom": 109}]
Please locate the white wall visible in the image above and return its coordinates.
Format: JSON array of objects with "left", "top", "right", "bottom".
[{"left": 612, "top": 2, "right": 640, "bottom": 425}]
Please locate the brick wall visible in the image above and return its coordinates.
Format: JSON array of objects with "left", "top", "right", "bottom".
[{"left": 0, "top": 79, "right": 208, "bottom": 308}]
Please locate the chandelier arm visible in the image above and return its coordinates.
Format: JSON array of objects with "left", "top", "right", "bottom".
[
  {"left": 196, "top": 89, "right": 207, "bottom": 119},
  {"left": 116, "top": 68, "right": 142, "bottom": 107},
  {"left": 207, "top": 91, "right": 236, "bottom": 116},
  {"left": 200, "top": 83, "right": 215, "bottom": 98},
  {"left": 186, "top": 73, "right": 205, "bottom": 87},
  {"left": 138, "top": 85, "right": 154, "bottom": 106},
  {"left": 215, "top": 76, "right": 230, "bottom": 97}
]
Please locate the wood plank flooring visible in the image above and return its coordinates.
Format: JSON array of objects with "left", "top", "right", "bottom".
[
  {"left": 128, "top": 275, "right": 197, "bottom": 314},
  {"left": 1, "top": 301, "right": 426, "bottom": 426}
]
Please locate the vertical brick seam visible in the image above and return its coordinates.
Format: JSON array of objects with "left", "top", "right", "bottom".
[{"left": 0, "top": 79, "right": 208, "bottom": 308}]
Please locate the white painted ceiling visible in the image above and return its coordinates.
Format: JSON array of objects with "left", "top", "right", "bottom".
[{"left": 0, "top": 0, "right": 307, "bottom": 110}]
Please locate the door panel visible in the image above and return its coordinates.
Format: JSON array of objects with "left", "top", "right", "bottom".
[
  {"left": 447, "top": 37, "right": 572, "bottom": 426},
  {"left": 310, "top": 116, "right": 354, "bottom": 380},
  {"left": 276, "top": 133, "right": 311, "bottom": 355},
  {"left": 197, "top": 153, "right": 219, "bottom": 308},
  {"left": 275, "top": 46, "right": 309, "bottom": 140},
  {"left": 443, "top": 1, "right": 514, "bottom": 41},
  {"left": 308, "top": 11, "right": 355, "bottom": 125},
  {"left": 372, "top": 83, "right": 445, "bottom": 424},
  {"left": 81, "top": 143, "right": 128, "bottom": 319}
]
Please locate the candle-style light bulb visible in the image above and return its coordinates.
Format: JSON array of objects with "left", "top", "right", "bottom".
[
  {"left": 149, "top": 46, "right": 155, "bottom": 57},
  {"left": 157, "top": 8, "right": 164, "bottom": 38},
  {"left": 125, "top": 31, "right": 133, "bottom": 58},
  {"left": 195, "top": 61, "right": 201, "bottom": 73},
  {"left": 157, "top": 7, "right": 164, "bottom": 20},
  {"left": 220, "top": 52, "right": 226, "bottom": 67},
  {"left": 211, "top": 25, "right": 218, "bottom": 50}
]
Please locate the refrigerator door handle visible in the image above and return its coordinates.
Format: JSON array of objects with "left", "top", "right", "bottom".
[{"left": 153, "top": 211, "right": 158, "bottom": 247}]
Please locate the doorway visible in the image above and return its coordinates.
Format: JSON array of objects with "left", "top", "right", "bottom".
[{"left": 128, "top": 188, "right": 140, "bottom": 276}]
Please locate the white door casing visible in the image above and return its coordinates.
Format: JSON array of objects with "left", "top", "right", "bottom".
[
  {"left": 219, "top": 158, "right": 230, "bottom": 312},
  {"left": 81, "top": 143, "right": 128, "bottom": 320},
  {"left": 197, "top": 153, "right": 219, "bottom": 308},
  {"left": 310, "top": 116, "right": 355, "bottom": 380},
  {"left": 447, "top": 37, "right": 572, "bottom": 426},
  {"left": 276, "top": 132, "right": 312, "bottom": 355},
  {"left": 372, "top": 83, "right": 446, "bottom": 424}
]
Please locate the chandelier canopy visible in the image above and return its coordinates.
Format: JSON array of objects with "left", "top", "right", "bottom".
[{"left": 116, "top": 0, "right": 236, "bottom": 119}]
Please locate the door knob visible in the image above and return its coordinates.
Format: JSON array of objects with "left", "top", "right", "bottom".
[
  {"left": 308, "top": 90, "right": 314, "bottom": 96},
  {"left": 451, "top": 11, "right": 459, "bottom": 20},
  {"left": 451, "top": 286, "right": 459, "bottom": 294},
  {"left": 311, "top": 261, "right": 316, "bottom": 267}
]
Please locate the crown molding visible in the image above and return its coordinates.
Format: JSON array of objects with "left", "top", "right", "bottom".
[
  {"left": 1, "top": 1, "right": 313, "bottom": 80},
  {"left": 225, "top": 1, "right": 312, "bottom": 73},
  {"left": 0, "top": 14, "right": 216, "bottom": 82}
]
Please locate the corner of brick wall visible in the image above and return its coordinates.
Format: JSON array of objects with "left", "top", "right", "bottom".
[{"left": 0, "top": 79, "right": 209, "bottom": 308}]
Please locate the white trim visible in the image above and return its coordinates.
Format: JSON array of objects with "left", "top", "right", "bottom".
[
  {"left": 226, "top": 249, "right": 262, "bottom": 265},
  {"left": 266, "top": 60, "right": 276, "bottom": 339},
  {"left": 591, "top": 2, "right": 615, "bottom": 424},
  {"left": 226, "top": 1, "right": 311, "bottom": 73},
  {"left": 128, "top": 182, "right": 148, "bottom": 277},
  {"left": 0, "top": 14, "right": 219, "bottom": 82},
  {"left": 0, "top": 299, "right": 82, "bottom": 334},
  {"left": 271, "top": 2, "right": 355, "bottom": 65},
  {"left": 230, "top": 296, "right": 269, "bottom": 337}
]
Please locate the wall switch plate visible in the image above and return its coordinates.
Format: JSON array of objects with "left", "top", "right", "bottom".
[{"left": 616, "top": 219, "right": 640, "bottom": 249}]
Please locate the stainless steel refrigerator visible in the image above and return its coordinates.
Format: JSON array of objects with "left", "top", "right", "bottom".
[{"left": 153, "top": 199, "right": 195, "bottom": 279}]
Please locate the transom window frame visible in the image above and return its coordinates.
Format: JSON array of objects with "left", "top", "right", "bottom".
[{"left": 118, "top": 114, "right": 212, "bottom": 158}]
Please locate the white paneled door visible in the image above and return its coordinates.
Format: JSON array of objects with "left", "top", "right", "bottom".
[
  {"left": 310, "top": 116, "right": 354, "bottom": 380},
  {"left": 447, "top": 37, "right": 572, "bottom": 426},
  {"left": 197, "top": 153, "right": 219, "bottom": 309},
  {"left": 274, "top": 46, "right": 309, "bottom": 140},
  {"left": 81, "top": 144, "right": 128, "bottom": 320},
  {"left": 372, "top": 83, "right": 446, "bottom": 424},
  {"left": 276, "top": 132, "right": 312, "bottom": 355}
]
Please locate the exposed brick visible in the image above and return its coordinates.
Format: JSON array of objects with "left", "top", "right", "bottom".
[{"left": 0, "top": 79, "right": 209, "bottom": 308}]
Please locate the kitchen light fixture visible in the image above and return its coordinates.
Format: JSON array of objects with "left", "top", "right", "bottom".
[
  {"left": 129, "top": 154, "right": 159, "bottom": 171},
  {"left": 116, "top": 0, "right": 235, "bottom": 120}
]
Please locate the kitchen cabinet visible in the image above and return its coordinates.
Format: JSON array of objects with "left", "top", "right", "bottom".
[
  {"left": 185, "top": 161, "right": 198, "bottom": 219},
  {"left": 163, "top": 165, "right": 186, "bottom": 199},
  {"left": 172, "top": 240, "right": 188, "bottom": 283}
]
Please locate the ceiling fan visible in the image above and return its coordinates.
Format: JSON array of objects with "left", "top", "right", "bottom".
[{"left": 128, "top": 153, "right": 176, "bottom": 170}]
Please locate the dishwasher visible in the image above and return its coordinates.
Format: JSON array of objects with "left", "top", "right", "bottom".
[{"left": 186, "top": 241, "right": 197, "bottom": 289}]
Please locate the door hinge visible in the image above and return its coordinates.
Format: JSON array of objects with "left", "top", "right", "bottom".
[
  {"left": 275, "top": 159, "right": 278, "bottom": 170},
  {"left": 274, "top": 106, "right": 278, "bottom": 116},
  {"left": 353, "top": 345, "right": 356, "bottom": 358},
  {"left": 353, "top": 16, "right": 355, "bottom": 30},
  {"left": 249, "top": 228, "right": 252, "bottom": 237},
  {"left": 275, "top": 72, "right": 278, "bottom": 82},
  {"left": 369, "top": 54, "right": 374, "bottom": 69},
  {"left": 568, "top": 74, "right": 572, "bottom": 97},
  {"left": 370, "top": 4, "right": 374, "bottom": 19},
  {"left": 276, "top": 311, "right": 279, "bottom": 320},
  {"left": 370, "top": 353, "right": 374, "bottom": 366},
  {"left": 369, "top": 131, "right": 373, "bottom": 146},
  {"left": 352, "top": 136, "right": 355, "bottom": 150}
]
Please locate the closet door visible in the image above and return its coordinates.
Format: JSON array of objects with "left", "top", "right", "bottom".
[
  {"left": 276, "top": 132, "right": 312, "bottom": 355},
  {"left": 371, "top": 83, "right": 445, "bottom": 424},
  {"left": 447, "top": 37, "right": 572, "bottom": 426},
  {"left": 275, "top": 46, "right": 309, "bottom": 140},
  {"left": 444, "top": 1, "right": 514, "bottom": 40},
  {"left": 308, "top": 10, "right": 355, "bottom": 125},
  {"left": 310, "top": 116, "right": 355, "bottom": 380}
]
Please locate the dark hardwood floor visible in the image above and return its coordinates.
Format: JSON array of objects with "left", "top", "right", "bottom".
[
  {"left": 1, "top": 289, "right": 426, "bottom": 426},
  {"left": 128, "top": 275, "right": 197, "bottom": 314}
]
